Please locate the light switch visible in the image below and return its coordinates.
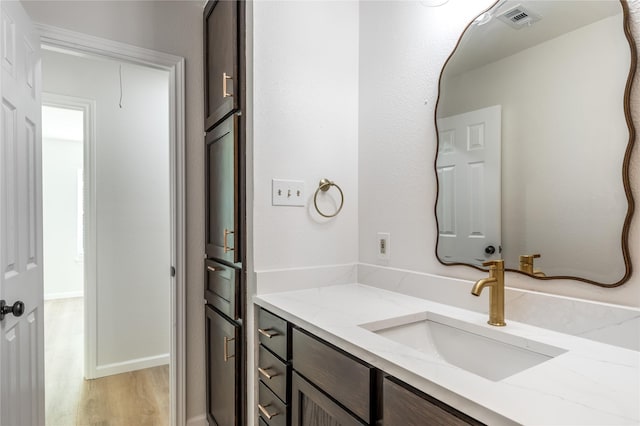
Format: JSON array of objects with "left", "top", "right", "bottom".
[{"left": 272, "top": 179, "right": 305, "bottom": 207}]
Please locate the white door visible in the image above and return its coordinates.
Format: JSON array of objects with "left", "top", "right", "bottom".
[
  {"left": 436, "top": 105, "right": 501, "bottom": 266},
  {"left": 0, "top": 0, "right": 44, "bottom": 425}
]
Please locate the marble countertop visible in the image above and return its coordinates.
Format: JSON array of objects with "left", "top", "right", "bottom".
[{"left": 254, "top": 283, "right": 640, "bottom": 426}]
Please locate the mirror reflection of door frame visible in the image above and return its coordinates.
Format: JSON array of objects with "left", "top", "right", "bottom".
[
  {"left": 37, "top": 25, "right": 187, "bottom": 426},
  {"left": 42, "top": 93, "right": 96, "bottom": 379}
]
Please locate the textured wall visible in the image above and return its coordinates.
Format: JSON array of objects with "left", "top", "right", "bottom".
[{"left": 252, "top": 1, "right": 359, "bottom": 273}]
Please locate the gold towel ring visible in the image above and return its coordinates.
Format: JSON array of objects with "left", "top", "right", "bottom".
[{"left": 313, "top": 179, "right": 344, "bottom": 218}]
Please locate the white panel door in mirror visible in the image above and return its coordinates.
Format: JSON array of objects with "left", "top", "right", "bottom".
[{"left": 437, "top": 105, "right": 501, "bottom": 266}]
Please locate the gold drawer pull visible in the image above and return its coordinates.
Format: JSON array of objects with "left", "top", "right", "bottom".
[
  {"left": 257, "top": 367, "right": 278, "bottom": 380},
  {"left": 222, "top": 72, "right": 233, "bottom": 98},
  {"left": 206, "top": 265, "right": 218, "bottom": 272},
  {"left": 258, "top": 403, "right": 279, "bottom": 420},
  {"left": 257, "top": 328, "right": 279, "bottom": 339},
  {"left": 223, "top": 336, "right": 235, "bottom": 362},
  {"left": 223, "top": 229, "right": 235, "bottom": 253}
]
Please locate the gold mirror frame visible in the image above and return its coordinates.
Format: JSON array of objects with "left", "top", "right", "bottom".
[{"left": 434, "top": 0, "right": 636, "bottom": 287}]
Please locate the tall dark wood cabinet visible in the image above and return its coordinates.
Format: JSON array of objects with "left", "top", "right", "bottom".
[{"left": 204, "top": 1, "right": 245, "bottom": 425}]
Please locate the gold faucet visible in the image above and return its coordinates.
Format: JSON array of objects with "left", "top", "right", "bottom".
[
  {"left": 519, "top": 254, "right": 546, "bottom": 277},
  {"left": 471, "top": 260, "right": 506, "bottom": 326}
]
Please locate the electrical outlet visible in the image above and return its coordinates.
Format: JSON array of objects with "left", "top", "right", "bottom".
[
  {"left": 272, "top": 179, "right": 305, "bottom": 206},
  {"left": 377, "top": 232, "right": 390, "bottom": 260}
]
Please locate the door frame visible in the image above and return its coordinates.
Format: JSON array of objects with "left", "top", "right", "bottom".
[{"left": 36, "top": 24, "right": 186, "bottom": 426}]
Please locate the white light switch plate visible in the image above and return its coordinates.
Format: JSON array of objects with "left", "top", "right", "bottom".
[{"left": 272, "top": 179, "right": 305, "bottom": 206}]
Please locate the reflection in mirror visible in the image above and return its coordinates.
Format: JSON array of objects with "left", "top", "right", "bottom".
[{"left": 435, "top": 1, "right": 635, "bottom": 286}]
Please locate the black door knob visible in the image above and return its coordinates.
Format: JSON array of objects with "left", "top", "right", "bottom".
[
  {"left": 485, "top": 245, "right": 496, "bottom": 255},
  {"left": 0, "top": 300, "right": 25, "bottom": 321}
]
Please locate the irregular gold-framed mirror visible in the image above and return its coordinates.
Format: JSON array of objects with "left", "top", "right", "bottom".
[{"left": 434, "top": 0, "right": 636, "bottom": 286}]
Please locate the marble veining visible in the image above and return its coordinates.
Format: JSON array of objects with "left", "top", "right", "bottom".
[{"left": 255, "top": 283, "right": 640, "bottom": 426}]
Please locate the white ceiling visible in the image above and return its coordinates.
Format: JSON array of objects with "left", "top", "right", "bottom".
[{"left": 444, "top": 0, "right": 622, "bottom": 76}]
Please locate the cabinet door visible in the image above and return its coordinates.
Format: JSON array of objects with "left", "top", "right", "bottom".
[
  {"left": 383, "top": 376, "right": 484, "bottom": 426},
  {"left": 205, "top": 114, "right": 240, "bottom": 264},
  {"left": 206, "top": 305, "right": 242, "bottom": 426},
  {"left": 291, "top": 372, "right": 364, "bottom": 426},
  {"left": 204, "top": 0, "right": 239, "bottom": 130}
]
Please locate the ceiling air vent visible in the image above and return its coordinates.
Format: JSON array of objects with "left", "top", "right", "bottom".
[{"left": 497, "top": 4, "right": 541, "bottom": 30}]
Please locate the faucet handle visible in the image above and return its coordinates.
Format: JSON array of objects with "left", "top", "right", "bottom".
[
  {"left": 482, "top": 259, "right": 504, "bottom": 269},
  {"left": 519, "top": 254, "right": 541, "bottom": 262}
]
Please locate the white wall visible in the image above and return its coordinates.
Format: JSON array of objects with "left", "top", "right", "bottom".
[
  {"left": 21, "top": 1, "right": 206, "bottom": 418},
  {"left": 42, "top": 49, "right": 171, "bottom": 370},
  {"left": 359, "top": 0, "right": 640, "bottom": 307},
  {"left": 42, "top": 136, "right": 83, "bottom": 299},
  {"left": 438, "top": 15, "right": 628, "bottom": 283},
  {"left": 252, "top": 0, "right": 359, "bottom": 272}
]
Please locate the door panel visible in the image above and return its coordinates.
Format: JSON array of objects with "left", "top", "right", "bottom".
[
  {"left": 437, "top": 105, "right": 501, "bottom": 266},
  {"left": 204, "top": 0, "right": 238, "bottom": 130},
  {"left": 205, "top": 114, "right": 239, "bottom": 264},
  {"left": 291, "top": 372, "right": 363, "bottom": 426},
  {"left": 205, "top": 305, "right": 241, "bottom": 426},
  {"left": 0, "top": 1, "right": 43, "bottom": 424}
]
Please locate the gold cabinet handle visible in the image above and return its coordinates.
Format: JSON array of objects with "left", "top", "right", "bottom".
[
  {"left": 258, "top": 403, "right": 279, "bottom": 420},
  {"left": 223, "top": 229, "right": 235, "bottom": 253},
  {"left": 257, "top": 367, "right": 278, "bottom": 380},
  {"left": 257, "top": 328, "right": 279, "bottom": 339},
  {"left": 223, "top": 336, "right": 235, "bottom": 362},
  {"left": 222, "top": 72, "right": 233, "bottom": 98},
  {"left": 206, "top": 265, "right": 218, "bottom": 272}
]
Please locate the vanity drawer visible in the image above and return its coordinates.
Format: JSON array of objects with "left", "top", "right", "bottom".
[
  {"left": 204, "top": 259, "right": 240, "bottom": 320},
  {"left": 258, "top": 380, "right": 288, "bottom": 426},
  {"left": 292, "top": 327, "right": 374, "bottom": 424},
  {"left": 258, "top": 308, "right": 289, "bottom": 361},
  {"left": 258, "top": 345, "right": 289, "bottom": 403}
]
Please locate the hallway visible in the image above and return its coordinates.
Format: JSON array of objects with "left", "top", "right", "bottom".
[{"left": 45, "top": 298, "right": 169, "bottom": 426}]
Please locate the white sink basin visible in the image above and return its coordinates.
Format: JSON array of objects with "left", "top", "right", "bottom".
[{"left": 360, "top": 311, "right": 566, "bottom": 381}]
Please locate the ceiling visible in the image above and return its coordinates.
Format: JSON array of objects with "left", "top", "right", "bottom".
[{"left": 444, "top": 0, "right": 623, "bottom": 76}]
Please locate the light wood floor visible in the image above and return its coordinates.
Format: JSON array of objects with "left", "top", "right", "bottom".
[{"left": 45, "top": 298, "right": 169, "bottom": 426}]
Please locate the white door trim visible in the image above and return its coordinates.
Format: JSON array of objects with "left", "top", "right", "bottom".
[
  {"left": 41, "top": 92, "right": 97, "bottom": 380},
  {"left": 36, "top": 24, "right": 186, "bottom": 426}
]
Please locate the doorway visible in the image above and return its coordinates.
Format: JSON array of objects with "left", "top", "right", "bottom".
[
  {"left": 40, "top": 44, "right": 177, "bottom": 425},
  {"left": 41, "top": 103, "right": 85, "bottom": 424}
]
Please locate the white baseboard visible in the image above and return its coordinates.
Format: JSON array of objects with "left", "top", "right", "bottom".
[
  {"left": 44, "top": 290, "right": 83, "bottom": 301},
  {"left": 186, "top": 414, "right": 207, "bottom": 426},
  {"left": 92, "top": 353, "right": 169, "bottom": 379}
]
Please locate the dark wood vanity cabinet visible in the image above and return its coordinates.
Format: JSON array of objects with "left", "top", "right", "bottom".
[
  {"left": 255, "top": 309, "right": 377, "bottom": 426},
  {"left": 255, "top": 307, "right": 486, "bottom": 426},
  {"left": 291, "top": 328, "right": 376, "bottom": 425},
  {"left": 257, "top": 308, "right": 292, "bottom": 426},
  {"left": 383, "top": 376, "right": 485, "bottom": 426},
  {"left": 204, "top": 1, "right": 245, "bottom": 425}
]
